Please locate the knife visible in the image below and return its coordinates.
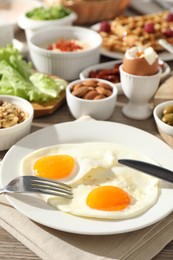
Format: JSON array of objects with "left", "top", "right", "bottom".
[{"left": 118, "top": 159, "right": 173, "bottom": 183}]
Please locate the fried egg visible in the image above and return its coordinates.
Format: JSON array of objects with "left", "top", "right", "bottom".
[{"left": 20, "top": 142, "right": 160, "bottom": 219}]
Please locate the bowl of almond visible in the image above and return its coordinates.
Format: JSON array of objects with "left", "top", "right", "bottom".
[
  {"left": 66, "top": 78, "right": 118, "bottom": 120},
  {"left": 0, "top": 95, "right": 34, "bottom": 151}
]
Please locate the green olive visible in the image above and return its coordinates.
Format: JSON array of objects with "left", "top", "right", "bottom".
[
  {"left": 162, "top": 113, "right": 173, "bottom": 126},
  {"left": 163, "top": 105, "right": 173, "bottom": 115}
]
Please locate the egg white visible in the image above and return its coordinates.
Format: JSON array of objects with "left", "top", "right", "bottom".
[
  {"left": 48, "top": 166, "right": 159, "bottom": 219},
  {"left": 20, "top": 142, "right": 160, "bottom": 219}
]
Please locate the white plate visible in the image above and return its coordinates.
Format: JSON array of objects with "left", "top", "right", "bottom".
[
  {"left": 91, "top": 23, "right": 173, "bottom": 61},
  {"left": 80, "top": 60, "right": 171, "bottom": 95},
  {"left": 1, "top": 121, "right": 173, "bottom": 235},
  {"left": 130, "top": 0, "right": 165, "bottom": 15}
]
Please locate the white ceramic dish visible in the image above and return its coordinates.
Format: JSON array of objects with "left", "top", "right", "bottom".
[
  {"left": 1, "top": 121, "right": 173, "bottom": 235},
  {"left": 91, "top": 23, "right": 173, "bottom": 61},
  {"left": 0, "top": 95, "right": 34, "bottom": 151},
  {"left": 18, "top": 8, "right": 77, "bottom": 42},
  {"left": 80, "top": 60, "right": 170, "bottom": 95},
  {"left": 130, "top": 0, "right": 164, "bottom": 14},
  {"left": 153, "top": 100, "right": 173, "bottom": 137},
  {"left": 28, "top": 26, "right": 102, "bottom": 81},
  {"left": 66, "top": 78, "right": 118, "bottom": 120}
]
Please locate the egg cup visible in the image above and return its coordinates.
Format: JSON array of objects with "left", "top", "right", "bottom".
[{"left": 120, "top": 65, "right": 161, "bottom": 120}]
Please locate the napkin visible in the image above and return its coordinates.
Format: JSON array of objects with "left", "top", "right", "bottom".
[{"left": 1, "top": 116, "right": 173, "bottom": 260}]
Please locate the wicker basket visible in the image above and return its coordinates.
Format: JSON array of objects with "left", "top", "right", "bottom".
[{"left": 45, "top": 0, "right": 130, "bottom": 25}]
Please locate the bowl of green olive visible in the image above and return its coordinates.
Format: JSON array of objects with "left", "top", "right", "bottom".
[{"left": 153, "top": 100, "right": 173, "bottom": 137}]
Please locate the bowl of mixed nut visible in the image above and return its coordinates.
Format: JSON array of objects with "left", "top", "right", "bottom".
[
  {"left": 153, "top": 100, "right": 173, "bottom": 137},
  {"left": 66, "top": 78, "right": 118, "bottom": 120},
  {"left": 0, "top": 95, "right": 34, "bottom": 151}
]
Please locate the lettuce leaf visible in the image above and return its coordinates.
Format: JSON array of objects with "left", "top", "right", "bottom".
[
  {"left": 0, "top": 45, "right": 33, "bottom": 80},
  {"left": 29, "top": 73, "right": 67, "bottom": 101},
  {"left": 0, "top": 46, "right": 67, "bottom": 102}
]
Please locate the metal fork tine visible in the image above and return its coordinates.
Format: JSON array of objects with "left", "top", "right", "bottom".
[
  {"left": 31, "top": 180, "right": 72, "bottom": 192},
  {"left": 30, "top": 176, "right": 71, "bottom": 189},
  {"left": 0, "top": 176, "right": 73, "bottom": 198},
  {"left": 31, "top": 183, "right": 72, "bottom": 194},
  {"left": 32, "top": 189, "right": 73, "bottom": 198}
]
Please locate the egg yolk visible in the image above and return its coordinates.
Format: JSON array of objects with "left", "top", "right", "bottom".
[
  {"left": 136, "top": 51, "right": 144, "bottom": 58},
  {"left": 34, "top": 155, "right": 75, "bottom": 180},
  {"left": 86, "top": 186, "right": 131, "bottom": 211}
]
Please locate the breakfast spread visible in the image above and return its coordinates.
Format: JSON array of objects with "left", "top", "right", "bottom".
[
  {"left": 99, "top": 11, "right": 173, "bottom": 53},
  {"left": 88, "top": 63, "right": 121, "bottom": 83},
  {"left": 48, "top": 39, "right": 89, "bottom": 52},
  {"left": 21, "top": 142, "right": 160, "bottom": 219},
  {"left": 0, "top": 99, "right": 28, "bottom": 128},
  {"left": 122, "top": 46, "right": 159, "bottom": 76},
  {"left": 71, "top": 79, "right": 113, "bottom": 100},
  {"left": 162, "top": 104, "right": 173, "bottom": 126}
]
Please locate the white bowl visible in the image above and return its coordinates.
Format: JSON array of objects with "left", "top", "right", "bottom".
[
  {"left": 153, "top": 100, "right": 173, "bottom": 137},
  {"left": 18, "top": 7, "right": 77, "bottom": 41},
  {"left": 0, "top": 95, "right": 34, "bottom": 151},
  {"left": 28, "top": 26, "right": 102, "bottom": 81},
  {"left": 80, "top": 60, "right": 122, "bottom": 95},
  {"left": 66, "top": 78, "right": 118, "bottom": 120}
]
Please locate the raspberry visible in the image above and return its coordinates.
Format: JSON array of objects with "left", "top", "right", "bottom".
[
  {"left": 144, "top": 23, "right": 155, "bottom": 33},
  {"left": 163, "top": 28, "right": 173, "bottom": 37},
  {"left": 166, "top": 13, "right": 173, "bottom": 22},
  {"left": 99, "top": 21, "right": 111, "bottom": 33}
]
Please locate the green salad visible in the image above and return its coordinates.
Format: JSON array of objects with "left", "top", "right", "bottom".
[
  {"left": 26, "top": 4, "right": 72, "bottom": 21},
  {"left": 0, "top": 45, "right": 67, "bottom": 102}
]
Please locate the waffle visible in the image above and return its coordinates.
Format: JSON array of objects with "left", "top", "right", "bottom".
[{"left": 100, "top": 11, "right": 173, "bottom": 53}]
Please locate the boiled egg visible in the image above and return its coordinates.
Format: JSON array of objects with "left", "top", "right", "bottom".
[{"left": 123, "top": 46, "right": 159, "bottom": 76}]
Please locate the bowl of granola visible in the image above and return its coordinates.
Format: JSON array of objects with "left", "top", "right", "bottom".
[{"left": 0, "top": 95, "right": 34, "bottom": 151}]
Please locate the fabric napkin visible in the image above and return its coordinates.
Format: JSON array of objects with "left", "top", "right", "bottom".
[{"left": 1, "top": 116, "right": 173, "bottom": 260}]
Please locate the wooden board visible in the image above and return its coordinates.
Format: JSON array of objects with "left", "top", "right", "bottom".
[
  {"left": 154, "top": 75, "right": 173, "bottom": 148},
  {"left": 31, "top": 90, "right": 66, "bottom": 118}
]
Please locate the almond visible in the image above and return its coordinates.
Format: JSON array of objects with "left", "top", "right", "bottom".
[
  {"left": 97, "top": 82, "right": 112, "bottom": 90},
  {"left": 72, "top": 86, "right": 89, "bottom": 97},
  {"left": 72, "top": 83, "right": 83, "bottom": 91},
  {"left": 83, "top": 90, "right": 98, "bottom": 99},
  {"left": 94, "top": 94, "right": 106, "bottom": 100},
  {"left": 82, "top": 80, "right": 97, "bottom": 87},
  {"left": 96, "top": 86, "right": 106, "bottom": 95},
  {"left": 105, "top": 89, "right": 113, "bottom": 96}
]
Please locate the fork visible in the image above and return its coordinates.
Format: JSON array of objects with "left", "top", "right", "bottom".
[{"left": 0, "top": 176, "right": 73, "bottom": 199}]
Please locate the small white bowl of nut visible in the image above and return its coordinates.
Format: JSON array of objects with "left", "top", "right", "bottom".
[
  {"left": 0, "top": 95, "right": 34, "bottom": 151},
  {"left": 153, "top": 100, "right": 173, "bottom": 137},
  {"left": 66, "top": 78, "right": 118, "bottom": 120}
]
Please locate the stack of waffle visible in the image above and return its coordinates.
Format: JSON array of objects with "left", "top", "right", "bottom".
[{"left": 100, "top": 11, "right": 173, "bottom": 53}]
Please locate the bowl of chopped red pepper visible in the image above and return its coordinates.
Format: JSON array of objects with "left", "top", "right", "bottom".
[{"left": 28, "top": 26, "right": 102, "bottom": 81}]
